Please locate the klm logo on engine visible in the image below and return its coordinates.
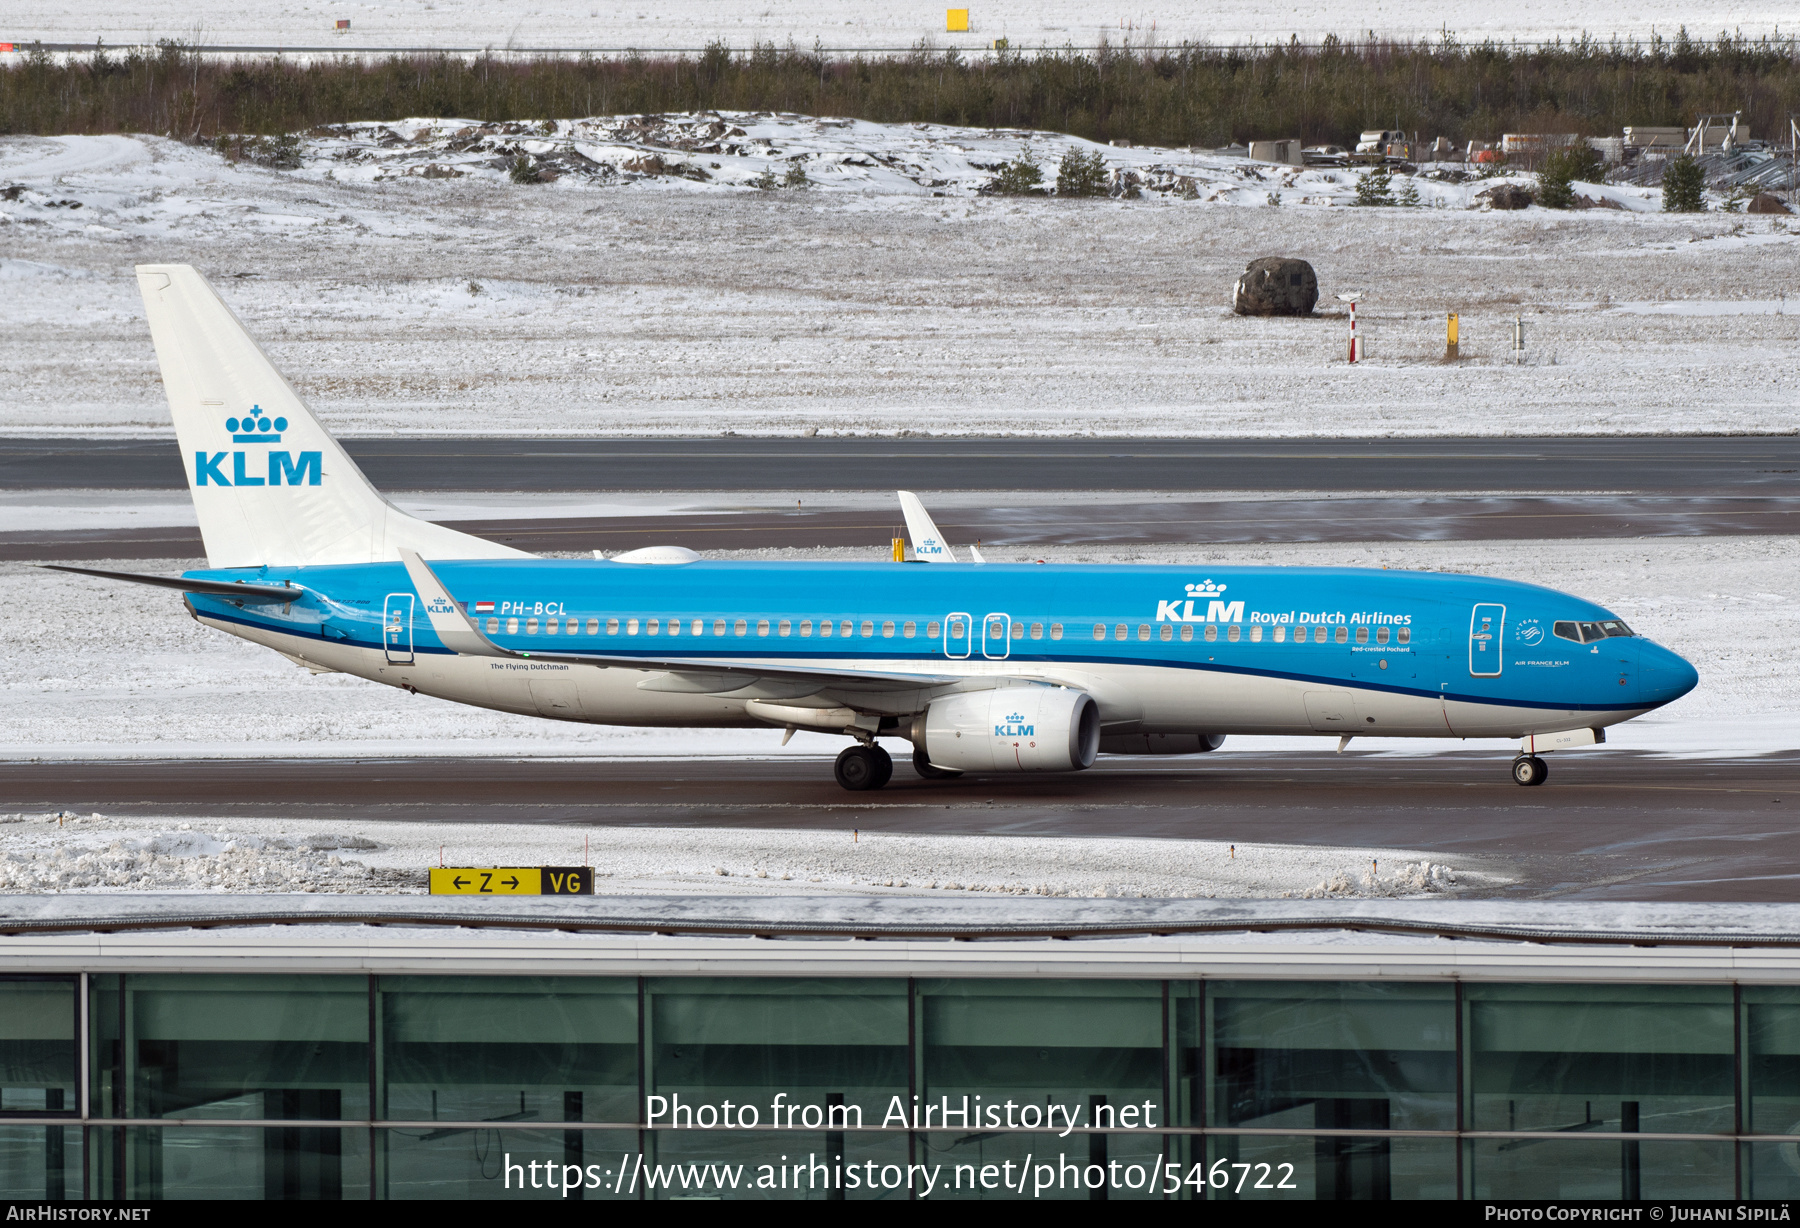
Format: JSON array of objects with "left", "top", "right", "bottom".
[
  {"left": 995, "top": 711, "right": 1035, "bottom": 737},
  {"left": 1157, "top": 579, "right": 1245, "bottom": 624},
  {"left": 194, "top": 404, "right": 321, "bottom": 486}
]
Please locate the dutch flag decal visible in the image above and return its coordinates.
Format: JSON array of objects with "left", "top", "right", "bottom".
[{"left": 474, "top": 601, "right": 495, "bottom": 613}]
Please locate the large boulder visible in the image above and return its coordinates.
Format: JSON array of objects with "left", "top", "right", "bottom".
[
  {"left": 1232, "top": 257, "right": 1318, "bottom": 316},
  {"left": 1479, "top": 183, "right": 1534, "bottom": 210},
  {"left": 1747, "top": 192, "right": 1793, "bottom": 214}
]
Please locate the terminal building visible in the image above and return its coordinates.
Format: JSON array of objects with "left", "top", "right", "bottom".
[{"left": 2, "top": 896, "right": 1798, "bottom": 1201}]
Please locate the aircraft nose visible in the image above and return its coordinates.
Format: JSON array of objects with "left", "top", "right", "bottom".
[{"left": 1639, "top": 641, "right": 1699, "bottom": 707}]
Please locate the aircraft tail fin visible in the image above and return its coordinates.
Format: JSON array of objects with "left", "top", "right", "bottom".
[
  {"left": 897, "top": 491, "right": 958, "bottom": 563},
  {"left": 135, "top": 264, "right": 528, "bottom": 568}
]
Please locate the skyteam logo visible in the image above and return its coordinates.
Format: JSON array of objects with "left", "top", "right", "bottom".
[
  {"left": 995, "top": 712, "right": 1035, "bottom": 737},
  {"left": 194, "top": 403, "right": 321, "bottom": 488},
  {"left": 1157, "top": 579, "right": 1245, "bottom": 624}
]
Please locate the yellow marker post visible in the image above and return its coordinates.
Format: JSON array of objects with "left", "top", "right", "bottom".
[
  {"left": 1445, "top": 312, "right": 1460, "bottom": 360},
  {"left": 429, "top": 867, "right": 594, "bottom": 895},
  {"left": 946, "top": 9, "right": 969, "bottom": 32},
  {"left": 892, "top": 536, "right": 906, "bottom": 562}
]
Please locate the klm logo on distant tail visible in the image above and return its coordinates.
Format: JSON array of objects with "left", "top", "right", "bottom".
[
  {"left": 194, "top": 404, "right": 320, "bottom": 486},
  {"left": 917, "top": 536, "right": 949, "bottom": 558},
  {"left": 995, "top": 711, "right": 1035, "bottom": 737},
  {"left": 1156, "top": 579, "right": 1245, "bottom": 624}
]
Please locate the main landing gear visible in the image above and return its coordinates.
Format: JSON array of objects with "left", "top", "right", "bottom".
[
  {"left": 1512, "top": 755, "right": 1549, "bottom": 787},
  {"left": 834, "top": 743, "right": 894, "bottom": 791}
]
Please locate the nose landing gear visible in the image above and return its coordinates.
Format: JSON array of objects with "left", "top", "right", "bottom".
[
  {"left": 835, "top": 743, "right": 894, "bottom": 791},
  {"left": 1512, "top": 755, "right": 1549, "bottom": 787}
]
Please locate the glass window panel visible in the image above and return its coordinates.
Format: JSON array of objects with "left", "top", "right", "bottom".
[
  {"left": 922, "top": 1130, "right": 1165, "bottom": 1200},
  {"left": 101, "top": 1125, "right": 371, "bottom": 1200},
  {"left": 1467, "top": 984, "right": 1733, "bottom": 1135},
  {"left": 382, "top": 1126, "right": 635, "bottom": 1200},
  {"left": 1467, "top": 1137, "right": 1733, "bottom": 1200},
  {"left": 916, "top": 980, "right": 1165, "bottom": 1127},
  {"left": 1208, "top": 1133, "right": 1455, "bottom": 1201},
  {"left": 1746, "top": 1141, "right": 1800, "bottom": 1199},
  {"left": 1745, "top": 986, "right": 1800, "bottom": 1135},
  {"left": 0, "top": 978, "right": 76, "bottom": 1116},
  {"left": 123, "top": 974, "right": 370, "bottom": 1120},
  {"left": 380, "top": 976, "right": 636, "bottom": 1125},
  {"left": 647, "top": 1129, "right": 907, "bottom": 1201},
  {"left": 0, "top": 1125, "right": 79, "bottom": 1200},
  {"left": 1208, "top": 981, "right": 1456, "bottom": 1131},
  {"left": 646, "top": 978, "right": 907, "bottom": 1131}
]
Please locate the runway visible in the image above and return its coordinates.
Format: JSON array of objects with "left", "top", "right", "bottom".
[
  {"left": 5, "top": 751, "right": 1797, "bottom": 902},
  {"left": 6, "top": 495, "right": 1797, "bottom": 561},
  {"left": 6, "top": 435, "right": 1798, "bottom": 494}
]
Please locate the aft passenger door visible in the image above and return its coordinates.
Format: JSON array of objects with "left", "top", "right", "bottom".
[
  {"left": 384, "top": 593, "right": 415, "bottom": 664},
  {"left": 1469, "top": 603, "right": 1504, "bottom": 677},
  {"left": 982, "top": 612, "right": 1012, "bottom": 660},
  {"left": 943, "top": 612, "right": 971, "bottom": 659}
]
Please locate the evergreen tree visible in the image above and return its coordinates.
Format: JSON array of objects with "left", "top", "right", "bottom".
[
  {"left": 781, "top": 159, "right": 811, "bottom": 188},
  {"left": 988, "top": 146, "right": 1044, "bottom": 195},
  {"left": 1355, "top": 164, "right": 1396, "bottom": 206},
  {"left": 1662, "top": 155, "right": 1705, "bottom": 212},
  {"left": 1537, "top": 145, "right": 1603, "bottom": 209},
  {"left": 1055, "top": 148, "right": 1108, "bottom": 197}
]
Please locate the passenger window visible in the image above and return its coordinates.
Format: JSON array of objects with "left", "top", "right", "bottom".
[
  {"left": 487, "top": 618, "right": 500, "bottom": 633},
  {"left": 1273, "top": 626, "right": 1285, "bottom": 642},
  {"left": 1029, "top": 623, "right": 1042, "bottom": 640},
  {"left": 1249, "top": 625, "right": 1262, "bottom": 642},
  {"left": 1397, "top": 627, "right": 1411, "bottom": 644},
  {"left": 904, "top": 621, "right": 916, "bottom": 638},
  {"left": 1205, "top": 625, "right": 1218, "bottom": 642},
  {"left": 1115, "top": 624, "right": 1128, "bottom": 641},
  {"left": 734, "top": 619, "right": 747, "bottom": 636},
  {"left": 691, "top": 619, "right": 703, "bottom": 636},
  {"left": 625, "top": 619, "right": 637, "bottom": 635},
  {"left": 842, "top": 621, "right": 855, "bottom": 637},
  {"left": 713, "top": 619, "right": 726, "bottom": 636},
  {"left": 1136, "top": 624, "right": 1150, "bottom": 641},
  {"left": 586, "top": 618, "right": 599, "bottom": 635},
  {"left": 1050, "top": 624, "right": 1063, "bottom": 640},
  {"left": 927, "top": 621, "right": 940, "bottom": 638},
  {"left": 647, "top": 619, "right": 660, "bottom": 635},
  {"left": 800, "top": 620, "right": 813, "bottom": 637},
  {"left": 882, "top": 621, "right": 896, "bottom": 638},
  {"left": 528, "top": 618, "right": 540, "bottom": 634},
  {"left": 1011, "top": 622, "right": 1024, "bottom": 639},
  {"left": 989, "top": 619, "right": 1004, "bottom": 639},
  {"left": 606, "top": 618, "right": 619, "bottom": 635},
  {"left": 1159, "top": 624, "right": 1173, "bottom": 641},
  {"left": 860, "top": 620, "right": 873, "bottom": 638},
  {"left": 757, "top": 620, "right": 770, "bottom": 636},
  {"left": 1180, "top": 624, "right": 1194, "bottom": 642},
  {"left": 1355, "top": 626, "right": 1368, "bottom": 643},
  {"left": 545, "top": 619, "right": 560, "bottom": 635},
  {"left": 1376, "top": 626, "right": 1389, "bottom": 644},
  {"left": 1316, "top": 627, "right": 1329, "bottom": 643},
  {"left": 1228, "top": 625, "right": 1241, "bottom": 642},
  {"left": 779, "top": 619, "right": 791, "bottom": 637},
  {"left": 507, "top": 618, "right": 519, "bottom": 634},
  {"left": 820, "top": 620, "right": 833, "bottom": 638},
  {"left": 1335, "top": 627, "right": 1348, "bottom": 643},
  {"left": 667, "top": 618, "right": 680, "bottom": 637},
  {"left": 1094, "top": 625, "right": 1106, "bottom": 641}
]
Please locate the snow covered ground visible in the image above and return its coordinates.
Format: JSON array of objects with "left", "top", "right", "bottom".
[
  {"left": 5, "top": 535, "right": 1795, "bottom": 761},
  {"left": 0, "top": 809, "right": 1485, "bottom": 900},
  {"left": 2, "top": 125, "right": 1796, "bottom": 438},
  {"left": 2, "top": 0, "right": 1784, "bottom": 51}
]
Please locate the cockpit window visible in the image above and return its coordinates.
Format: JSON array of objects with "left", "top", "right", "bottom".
[{"left": 1553, "top": 619, "right": 1635, "bottom": 644}]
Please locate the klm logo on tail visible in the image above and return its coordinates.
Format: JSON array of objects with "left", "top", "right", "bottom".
[{"left": 195, "top": 405, "right": 320, "bottom": 487}]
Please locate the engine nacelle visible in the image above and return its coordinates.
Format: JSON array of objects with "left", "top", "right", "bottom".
[
  {"left": 1098, "top": 733, "right": 1227, "bottom": 755},
  {"left": 918, "top": 687, "right": 1099, "bottom": 773}
]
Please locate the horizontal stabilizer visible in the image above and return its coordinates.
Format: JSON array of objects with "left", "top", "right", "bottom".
[{"left": 42, "top": 564, "right": 302, "bottom": 602}]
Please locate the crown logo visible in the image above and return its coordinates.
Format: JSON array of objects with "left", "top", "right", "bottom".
[
  {"left": 1005, "top": 713, "right": 1025, "bottom": 723},
  {"left": 1185, "top": 580, "right": 1228, "bottom": 598},
  {"left": 227, "top": 404, "right": 287, "bottom": 443}
]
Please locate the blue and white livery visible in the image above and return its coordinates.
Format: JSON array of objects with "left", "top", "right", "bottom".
[{"left": 57, "top": 266, "right": 1699, "bottom": 792}]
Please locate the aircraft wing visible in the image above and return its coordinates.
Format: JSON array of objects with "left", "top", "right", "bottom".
[
  {"left": 398, "top": 550, "right": 958, "bottom": 693},
  {"left": 897, "top": 491, "right": 958, "bottom": 563}
]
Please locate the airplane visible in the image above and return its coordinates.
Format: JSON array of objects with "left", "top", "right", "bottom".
[{"left": 50, "top": 265, "right": 1699, "bottom": 792}]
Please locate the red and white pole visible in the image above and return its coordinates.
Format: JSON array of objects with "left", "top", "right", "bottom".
[{"left": 1347, "top": 300, "right": 1359, "bottom": 363}]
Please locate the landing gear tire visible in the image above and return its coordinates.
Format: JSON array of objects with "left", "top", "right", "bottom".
[
  {"left": 835, "top": 744, "right": 890, "bottom": 791},
  {"left": 1512, "top": 755, "right": 1549, "bottom": 787},
  {"left": 913, "top": 748, "right": 963, "bottom": 780}
]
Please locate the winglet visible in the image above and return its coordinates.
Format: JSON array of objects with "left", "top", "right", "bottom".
[
  {"left": 897, "top": 491, "right": 958, "bottom": 563},
  {"left": 397, "top": 549, "right": 504, "bottom": 656}
]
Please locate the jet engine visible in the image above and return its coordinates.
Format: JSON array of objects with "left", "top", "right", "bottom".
[
  {"left": 1098, "top": 733, "right": 1227, "bottom": 755},
  {"left": 915, "top": 687, "right": 1099, "bottom": 773}
]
